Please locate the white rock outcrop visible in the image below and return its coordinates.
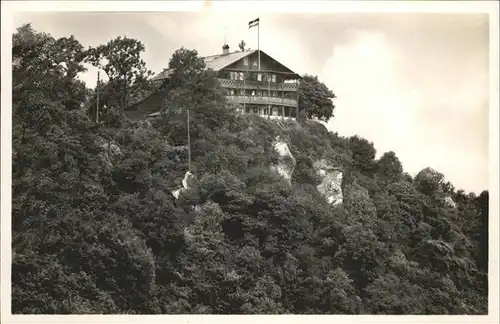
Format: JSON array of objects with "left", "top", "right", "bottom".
[
  {"left": 270, "top": 136, "right": 296, "bottom": 183},
  {"left": 97, "top": 139, "right": 122, "bottom": 168},
  {"left": 313, "top": 159, "right": 343, "bottom": 205},
  {"left": 172, "top": 171, "right": 197, "bottom": 199},
  {"left": 444, "top": 196, "right": 457, "bottom": 209}
]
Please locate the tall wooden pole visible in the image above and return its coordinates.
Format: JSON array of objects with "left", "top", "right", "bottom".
[
  {"left": 296, "top": 78, "right": 299, "bottom": 119},
  {"left": 282, "top": 80, "right": 285, "bottom": 118},
  {"left": 258, "top": 22, "right": 260, "bottom": 71},
  {"left": 243, "top": 72, "right": 246, "bottom": 114},
  {"left": 187, "top": 108, "right": 191, "bottom": 172},
  {"left": 96, "top": 70, "right": 100, "bottom": 123},
  {"left": 268, "top": 75, "right": 271, "bottom": 117}
]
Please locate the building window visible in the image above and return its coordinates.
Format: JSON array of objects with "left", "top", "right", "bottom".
[
  {"left": 272, "top": 74, "right": 276, "bottom": 83},
  {"left": 244, "top": 57, "right": 249, "bottom": 66},
  {"left": 252, "top": 58, "right": 258, "bottom": 67},
  {"left": 257, "top": 73, "right": 262, "bottom": 81}
]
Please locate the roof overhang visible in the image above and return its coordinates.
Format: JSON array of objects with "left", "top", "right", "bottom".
[{"left": 151, "top": 49, "right": 302, "bottom": 81}]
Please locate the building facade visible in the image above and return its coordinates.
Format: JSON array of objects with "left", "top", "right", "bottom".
[{"left": 148, "top": 45, "right": 301, "bottom": 120}]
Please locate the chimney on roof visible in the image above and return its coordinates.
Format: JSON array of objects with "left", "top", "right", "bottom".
[{"left": 222, "top": 44, "right": 230, "bottom": 55}]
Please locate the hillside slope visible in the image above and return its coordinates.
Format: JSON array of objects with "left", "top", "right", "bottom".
[{"left": 12, "top": 102, "right": 489, "bottom": 314}]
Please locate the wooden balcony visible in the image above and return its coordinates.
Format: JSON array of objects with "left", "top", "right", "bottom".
[
  {"left": 217, "top": 78, "right": 298, "bottom": 92},
  {"left": 226, "top": 95, "right": 298, "bottom": 108}
]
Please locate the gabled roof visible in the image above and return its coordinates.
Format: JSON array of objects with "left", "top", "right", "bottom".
[
  {"left": 151, "top": 48, "right": 300, "bottom": 82},
  {"left": 204, "top": 49, "right": 257, "bottom": 71},
  {"left": 151, "top": 69, "right": 172, "bottom": 82},
  {"left": 151, "top": 49, "right": 255, "bottom": 82}
]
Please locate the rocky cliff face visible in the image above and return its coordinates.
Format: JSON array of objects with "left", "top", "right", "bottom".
[
  {"left": 270, "top": 136, "right": 296, "bottom": 184},
  {"left": 172, "top": 171, "right": 197, "bottom": 199},
  {"left": 313, "top": 159, "right": 343, "bottom": 205},
  {"left": 267, "top": 135, "right": 344, "bottom": 205},
  {"left": 444, "top": 196, "right": 457, "bottom": 209},
  {"left": 170, "top": 137, "right": 345, "bottom": 206}
]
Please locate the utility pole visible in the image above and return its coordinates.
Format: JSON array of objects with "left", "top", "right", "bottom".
[{"left": 96, "top": 70, "right": 100, "bottom": 123}]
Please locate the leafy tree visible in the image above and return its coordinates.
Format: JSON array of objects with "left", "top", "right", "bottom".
[
  {"left": 12, "top": 254, "right": 118, "bottom": 314},
  {"left": 414, "top": 167, "right": 453, "bottom": 196},
  {"left": 476, "top": 190, "right": 489, "bottom": 271},
  {"left": 167, "top": 47, "right": 207, "bottom": 90},
  {"left": 292, "top": 155, "right": 317, "bottom": 185},
  {"left": 298, "top": 74, "right": 336, "bottom": 122},
  {"left": 377, "top": 151, "right": 403, "bottom": 182},
  {"left": 86, "top": 36, "right": 154, "bottom": 112},
  {"left": 364, "top": 273, "right": 426, "bottom": 314},
  {"left": 348, "top": 135, "right": 377, "bottom": 174},
  {"left": 12, "top": 24, "right": 88, "bottom": 130}
]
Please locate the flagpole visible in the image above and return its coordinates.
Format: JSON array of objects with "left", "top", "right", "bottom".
[
  {"left": 258, "top": 21, "right": 260, "bottom": 70},
  {"left": 249, "top": 18, "right": 261, "bottom": 70},
  {"left": 224, "top": 25, "right": 227, "bottom": 45}
]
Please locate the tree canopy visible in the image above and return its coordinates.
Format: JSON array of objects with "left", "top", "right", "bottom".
[
  {"left": 298, "top": 74, "right": 336, "bottom": 122},
  {"left": 11, "top": 25, "right": 488, "bottom": 315},
  {"left": 85, "top": 36, "right": 154, "bottom": 122}
]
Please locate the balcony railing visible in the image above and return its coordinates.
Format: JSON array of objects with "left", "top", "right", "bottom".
[
  {"left": 217, "top": 78, "right": 298, "bottom": 92},
  {"left": 226, "top": 95, "right": 298, "bottom": 107}
]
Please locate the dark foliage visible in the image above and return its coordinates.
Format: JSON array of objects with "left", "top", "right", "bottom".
[
  {"left": 11, "top": 25, "right": 488, "bottom": 315},
  {"left": 298, "top": 75, "right": 336, "bottom": 122}
]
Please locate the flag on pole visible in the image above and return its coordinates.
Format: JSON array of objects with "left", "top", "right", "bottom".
[
  {"left": 248, "top": 18, "right": 259, "bottom": 29},
  {"left": 249, "top": 17, "right": 260, "bottom": 70}
]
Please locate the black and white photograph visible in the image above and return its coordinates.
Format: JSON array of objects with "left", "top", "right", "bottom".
[{"left": 1, "top": 0, "right": 499, "bottom": 322}]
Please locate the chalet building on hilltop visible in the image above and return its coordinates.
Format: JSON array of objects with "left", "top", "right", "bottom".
[{"left": 128, "top": 44, "right": 302, "bottom": 120}]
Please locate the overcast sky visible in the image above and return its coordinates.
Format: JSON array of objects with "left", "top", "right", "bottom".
[{"left": 11, "top": 6, "right": 490, "bottom": 194}]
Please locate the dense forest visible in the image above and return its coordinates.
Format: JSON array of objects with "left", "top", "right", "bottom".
[{"left": 11, "top": 24, "right": 488, "bottom": 314}]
